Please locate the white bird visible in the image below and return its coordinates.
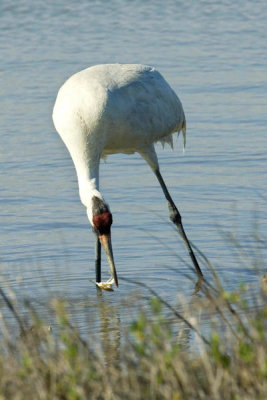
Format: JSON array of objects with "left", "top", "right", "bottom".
[{"left": 52, "top": 64, "right": 203, "bottom": 289}]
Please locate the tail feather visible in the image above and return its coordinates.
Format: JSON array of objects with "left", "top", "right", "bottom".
[
  {"left": 158, "top": 114, "right": 186, "bottom": 152},
  {"left": 177, "top": 115, "right": 186, "bottom": 152}
]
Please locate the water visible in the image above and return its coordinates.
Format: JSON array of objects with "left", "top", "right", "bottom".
[{"left": 0, "top": 0, "right": 266, "bottom": 336}]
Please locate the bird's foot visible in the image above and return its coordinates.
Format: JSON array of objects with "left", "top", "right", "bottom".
[{"left": 95, "top": 277, "right": 115, "bottom": 291}]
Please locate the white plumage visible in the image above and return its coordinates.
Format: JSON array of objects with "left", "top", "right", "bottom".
[{"left": 53, "top": 64, "right": 202, "bottom": 289}]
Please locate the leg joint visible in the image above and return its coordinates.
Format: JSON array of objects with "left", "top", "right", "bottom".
[{"left": 168, "top": 202, "right": 182, "bottom": 224}]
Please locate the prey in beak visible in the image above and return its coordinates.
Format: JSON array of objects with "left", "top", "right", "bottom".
[{"left": 92, "top": 197, "right": 119, "bottom": 289}]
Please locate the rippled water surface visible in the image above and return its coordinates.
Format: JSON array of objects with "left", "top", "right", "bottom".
[{"left": 0, "top": 0, "right": 266, "bottom": 335}]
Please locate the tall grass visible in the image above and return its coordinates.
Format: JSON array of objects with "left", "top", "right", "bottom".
[{"left": 0, "top": 237, "right": 266, "bottom": 399}]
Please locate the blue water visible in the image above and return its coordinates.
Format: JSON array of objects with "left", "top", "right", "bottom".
[{"left": 0, "top": 0, "right": 266, "bottom": 334}]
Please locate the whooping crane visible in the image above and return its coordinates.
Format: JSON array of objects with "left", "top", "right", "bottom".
[{"left": 52, "top": 64, "right": 203, "bottom": 289}]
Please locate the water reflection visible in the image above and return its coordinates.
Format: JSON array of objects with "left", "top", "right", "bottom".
[{"left": 96, "top": 292, "right": 121, "bottom": 365}]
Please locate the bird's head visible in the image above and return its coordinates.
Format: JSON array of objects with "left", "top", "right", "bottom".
[{"left": 87, "top": 196, "right": 118, "bottom": 287}]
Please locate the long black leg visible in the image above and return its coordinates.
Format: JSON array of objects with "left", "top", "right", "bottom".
[
  {"left": 95, "top": 236, "right": 101, "bottom": 283},
  {"left": 154, "top": 169, "right": 203, "bottom": 278}
]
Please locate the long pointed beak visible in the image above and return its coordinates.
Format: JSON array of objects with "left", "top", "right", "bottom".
[{"left": 99, "top": 234, "right": 119, "bottom": 287}]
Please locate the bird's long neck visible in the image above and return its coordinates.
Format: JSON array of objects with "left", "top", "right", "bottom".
[
  {"left": 78, "top": 171, "right": 102, "bottom": 209},
  {"left": 73, "top": 155, "right": 102, "bottom": 210},
  {"left": 67, "top": 146, "right": 104, "bottom": 224},
  {"left": 79, "top": 173, "right": 104, "bottom": 227}
]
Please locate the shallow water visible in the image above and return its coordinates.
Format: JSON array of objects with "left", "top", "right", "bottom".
[{"left": 0, "top": 0, "right": 266, "bottom": 337}]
